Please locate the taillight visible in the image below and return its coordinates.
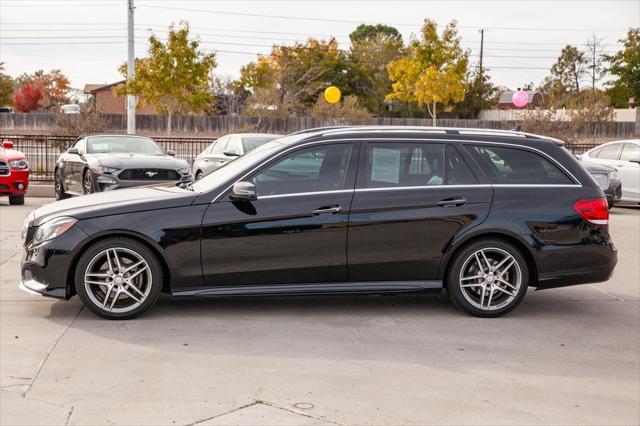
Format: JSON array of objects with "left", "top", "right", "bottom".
[{"left": 573, "top": 198, "right": 609, "bottom": 226}]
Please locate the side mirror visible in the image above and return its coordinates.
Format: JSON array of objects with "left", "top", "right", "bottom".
[
  {"left": 167, "top": 150, "right": 176, "bottom": 157},
  {"left": 2, "top": 140, "right": 14, "bottom": 149},
  {"left": 67, "top": 147, "right": 80, "bottom": 155},
  {"left": 230, "top": 181, "right": 257, "bottom": 201},
  {"left": 224, "top": 148, "right": 240, "bottom": 157},
  {"left": 629, "top": 155, "right": 640, "bottom": 164}
]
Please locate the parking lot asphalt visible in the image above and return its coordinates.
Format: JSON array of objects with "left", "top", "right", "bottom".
[{"left": 1, "top": 197, "right": 639, "bottom": 426}]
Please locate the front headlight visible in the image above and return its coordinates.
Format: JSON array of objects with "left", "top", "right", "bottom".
[
  {"left": 609, "top": 171, "right": 621, "bottom": 181},
  {"left": 178, "top": 167, "right": 191, "bottom": 174},
  {"left": 10, "top": 159, "right": 28, "bottom": 169},
  {"left": 32, "top": 217, "right": 77, "bottom": 245},
  {"left": 93, "top": 165, "right": 119, "bottom": 174},
  {"left": 22, "top": 211, "right": 35, "bottom": 241}
]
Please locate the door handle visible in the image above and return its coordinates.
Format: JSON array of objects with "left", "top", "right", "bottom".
[
  {"left": 437, "top": 197, "right": 466, "bottom": 207},
  {"left": 312, "top": 206, "right": 342, "bottom": 215}
]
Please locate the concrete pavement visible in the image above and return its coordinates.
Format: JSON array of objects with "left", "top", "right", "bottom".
[{"left": 1, "top": 197, "right": 639, "bottom": 425}]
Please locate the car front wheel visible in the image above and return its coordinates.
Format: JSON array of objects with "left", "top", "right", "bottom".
[
  {"left": 447, "top": 239, "right": 528, "bottom": 317},
  {"left": 75, "top": 238, "right": 163, "bottom": 320},
  {"left": 9, "top": 195, "right": 24, "bottom": 205},
  {"left": 82, "top": 169, "right": 95, "bottom": 195}
]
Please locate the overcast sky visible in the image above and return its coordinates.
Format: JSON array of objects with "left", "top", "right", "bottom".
[{"left": 1, "top": 0, "right": 638, "bottom": 92}]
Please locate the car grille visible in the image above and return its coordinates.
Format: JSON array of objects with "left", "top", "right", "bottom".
[
  {"left": 118, "top": 169, "right": 180, "bottom": 181},
  {"left": 0, "top": 161, "right": 9, "bottom": 176}
]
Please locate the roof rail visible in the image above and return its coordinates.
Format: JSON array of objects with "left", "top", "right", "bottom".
[
  {"left": 317, "top": 125, "right": 565, "bottom": 146},
  {"left": 289, "top": 125, "right": 353, "bottom": 136}
]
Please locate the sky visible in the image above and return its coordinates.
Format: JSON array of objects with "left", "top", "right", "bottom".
[{"left": 0, "top": 0, "right": 638, "bottom": 93}]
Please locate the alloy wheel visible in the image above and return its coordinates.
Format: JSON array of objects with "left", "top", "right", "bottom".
[
  {"left": 83, "top": 171, "right": 94, "bottom": 194},
  {"left": 458, "top": 247, "right": 522, "bottom": 311},
  {"left": 84, "top": 247, "right": 152, "bottom": 314}
]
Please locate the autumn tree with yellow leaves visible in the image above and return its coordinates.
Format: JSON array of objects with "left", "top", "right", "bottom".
[{"left": 386, "top": 20, "right": 469, "bottom": 125}]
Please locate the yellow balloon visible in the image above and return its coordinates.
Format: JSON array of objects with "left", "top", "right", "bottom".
[{"left": 324, "top": 86, "right": 341, "bottom": 104}]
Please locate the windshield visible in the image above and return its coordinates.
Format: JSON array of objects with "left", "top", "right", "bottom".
[
  {"left": 242, "top": 136, "right": 277, "bottom": 153},
  {"left": 87, "top": 136, "right": 164, "bottom": 154},
  {"left": 190, "top": 132, "right": 320, "bottom": 193}
]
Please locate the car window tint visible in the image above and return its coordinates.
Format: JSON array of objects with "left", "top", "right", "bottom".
[
  {"left": 620, "top": 143, "right": 639, "bottom": 161},
  {"left": 469, "top": 145, "right": 573, "bottom": 185},
  {"left": 252, "top": 144, "right": 352, "bottom": 196},
  {"left": 211, "top": 137, "right": 229, "bottom": 155},
  {"left": 448, "top": 146, "right": 478, "bottom": 185},
  {"left": 365, "top": 142, "right": 444, "bottom": 188},
  {"left": 595, "top": 144, "right": 620, "bottom": 160}
]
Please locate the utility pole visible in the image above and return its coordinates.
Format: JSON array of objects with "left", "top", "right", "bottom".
[
  {"left": 479, "top": 29, "right": 484, "bottom": 81},
  {"left": 127, "top": 0, "right": 136, "bottom": 134}
]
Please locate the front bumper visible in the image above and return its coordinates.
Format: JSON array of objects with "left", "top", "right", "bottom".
[
  {"left": 0, "top": 170, "right": 29, "bottom": 196},
  {"left": 92, "top": 171, "right": 192, "bottom": 192}
]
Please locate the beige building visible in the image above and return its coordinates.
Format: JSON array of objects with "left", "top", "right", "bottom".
[{"left": 83, "top": 81, "right": 157, "bottom": 115}]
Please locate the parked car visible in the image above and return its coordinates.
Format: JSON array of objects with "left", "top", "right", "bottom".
[
  {"left": 54, "top": 134, "right": 192, "bottom": 199},
  {"left": 581, "top": 161, "right": 622, "bottom": 208},
  {"left": 60, "top": 104, "right": 80, "bottom": 114},
  {"left": 22, "top": 126, "right": 616, "bottom": 320},
  {"left": 192, "top": 133, "right": 281, "bottom": 180},
  {"left": 0, "top": 106, "right": 15, "bottom": 113},
  {"left": 580, "top": 139, "right": 640, "bottom": 204},
  {"left": 0, "top": 140, "right": 29, "bottom": 205}
]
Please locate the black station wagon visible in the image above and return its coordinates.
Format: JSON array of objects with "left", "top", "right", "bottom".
[{"left": 21, "top": 126, "right": 617, "bottom": 319}]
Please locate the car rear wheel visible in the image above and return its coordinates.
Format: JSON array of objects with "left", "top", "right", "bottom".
[
  {"left": 9, "top": 195, "right": 24, "bottom": 205},
  {"left": 55, "top": 169, "right": 69, "bottom": 200},
  {"left": 447, "top": 239, "right": 528, "bottom": 317},
  {"left": 75, "top": 238, "right": 163, "bottom": 320},
  {"left": 82, "top": 169, "right": 95, "bottom": 195}
]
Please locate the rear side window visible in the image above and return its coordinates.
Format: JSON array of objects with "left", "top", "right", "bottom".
[
  {"left": 594, "top": 144, "right": 621, "bottom": 160},
  {"left": 468, "top": 145, "right": 573, "bottom": 185},
  {"left": 620, "top": 143, "right": 639, "bottom": 161},
  {"left": 364, "top": 143, "right": 444, "bottom": 187}
]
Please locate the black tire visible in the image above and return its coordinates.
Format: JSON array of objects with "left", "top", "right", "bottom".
[
  {"left": 82, "top": 169, "right": 95, "bottom": 195},
  {"left": 195, "top": 170, "right": 203, "bottom": 181},
  {"left": 54, "top": 169, "right": 70, "bottom": 200},
  {"left": 75, "top": 237, "right": 163, "bottom": 320},
  {"left": 9, "top": 195, "right": 24, "bottom": 205},
  {"left": 447, "top": 238, "right": 529, "bottom": 318}
]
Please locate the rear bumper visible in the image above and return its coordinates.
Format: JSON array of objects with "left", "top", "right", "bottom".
[{"left": 532, "top": 237, "right": 617, "bottom": 289}]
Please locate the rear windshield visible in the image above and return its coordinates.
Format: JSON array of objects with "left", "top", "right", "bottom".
[
  {"left": 467, "top": 145, "right": 573, "bottom": 185},
  {"left": 87, "top": 136, "right": 163, "bottom": 155}
]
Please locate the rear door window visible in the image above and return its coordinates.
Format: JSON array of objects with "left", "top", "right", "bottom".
[
  {"left": 620, "top": 143, "right": 639, "bottom": 161},
  {"left": 364, "top": 142, "right": 445, "bottom": 188},
  {"left": 447, "top": 146, "right": 478, "bottom": 185},
  {"left": 468, "top": 145, "right": 573, "bottom": 185}
]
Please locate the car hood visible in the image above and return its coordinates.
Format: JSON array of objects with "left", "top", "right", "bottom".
[
  {"left": 32, "top": 185, "right": 198, "bottom": 226},
  {"left": 582, "top": 161, "right": 616, "bottom": 173},
  {"left": 0, "top": 148, "right": 26, "bottom": 161},
  {"left": 89, "top": 153, "right": 188, "bottom": 169}
]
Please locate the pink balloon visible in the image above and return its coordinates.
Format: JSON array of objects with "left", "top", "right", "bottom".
[{"left": 512, "top": 90, "right": 529, "bottom": 108}]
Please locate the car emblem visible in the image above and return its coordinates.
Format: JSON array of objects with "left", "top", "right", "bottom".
[{"left": 146, "top": 171, "right": 158, "bottom": 177}]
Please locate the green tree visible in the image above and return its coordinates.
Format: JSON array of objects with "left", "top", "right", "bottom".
[
  {"left": 453, "top": 66, "right": 497, "bottom": 118},
  {"left": 0, "top": 63, "right": 13, "bottom": 107},
  {"left": 347, "top": 25, "right": 403, "bottom": 115},
  {"left": 603, "top": 28, "right": 640, "bottom": 108},
  {"left": 386, "top": 19, "right": 469, "bottom": 125},
  {"left": 550, "top": 45, "right": 586, "bottom": 93},
  {"left": 116, "top": 22, "right": 217, "bottom": 133},
  {"left": 349, "top": 24, "right": 401, "bottom": 44}
]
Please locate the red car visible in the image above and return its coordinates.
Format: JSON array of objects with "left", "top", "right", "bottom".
[{"left": 0, "top": 140, "right": 29, "bottom": 205}]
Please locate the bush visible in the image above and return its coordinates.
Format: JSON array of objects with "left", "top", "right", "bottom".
[{"left": 310, "top": 95, "right": 371, "bottom": 124}]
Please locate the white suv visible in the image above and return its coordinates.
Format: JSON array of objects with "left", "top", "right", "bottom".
[{"left": 581, "top": 139, "right": 640, "bottom": 204}]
